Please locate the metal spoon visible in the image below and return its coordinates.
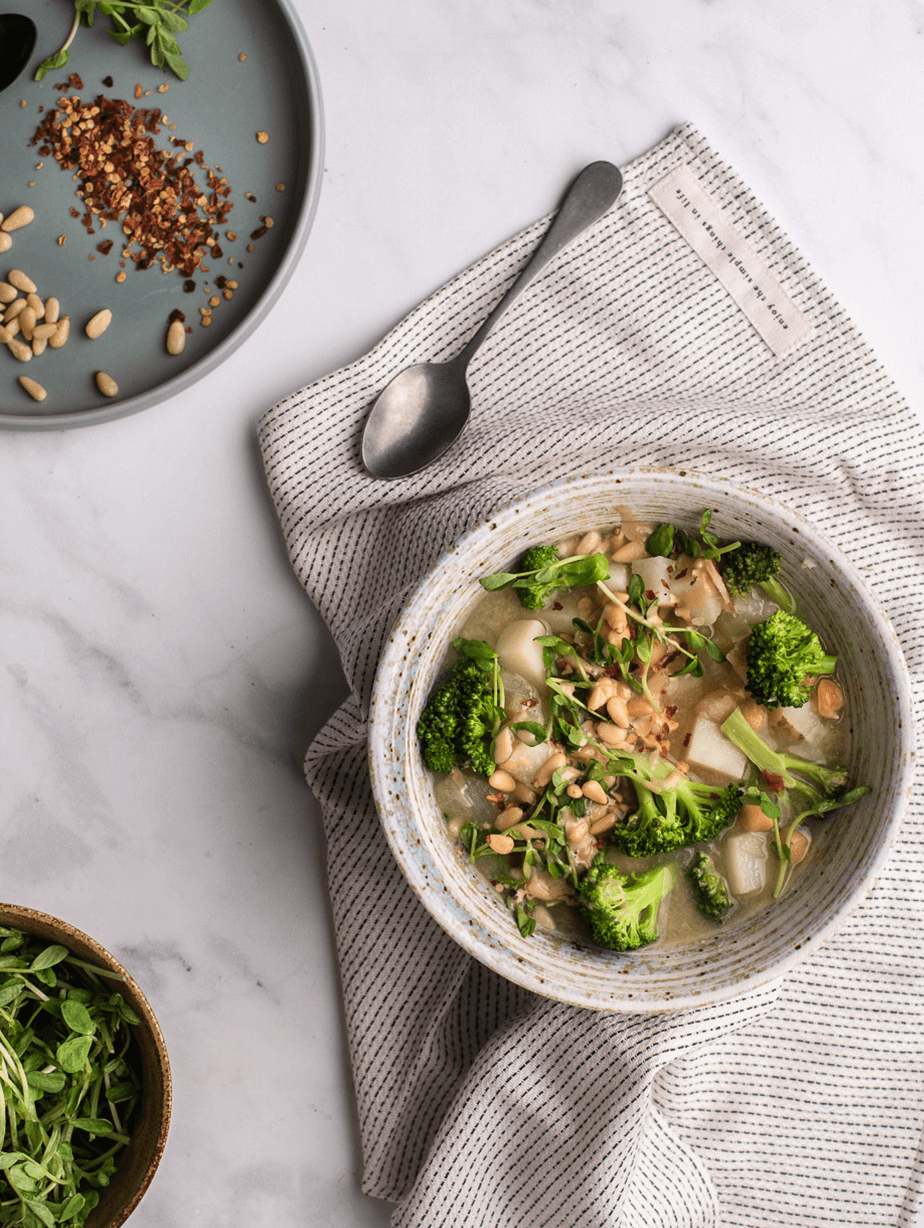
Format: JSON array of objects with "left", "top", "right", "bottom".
[
  {"left": 361, "top": 160, "right": 623, "bottom": 478},
  {"left": 0, "top": 13, "right": 37, "bottom": 93}
]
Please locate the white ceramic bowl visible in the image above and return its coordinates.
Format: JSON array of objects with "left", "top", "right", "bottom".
[{"left": 369, "top": 469, "right": 915, "bottom": 1011}]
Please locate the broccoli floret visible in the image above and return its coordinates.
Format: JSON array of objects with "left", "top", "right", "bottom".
[
  {"left": 721, "top": 542, "right": 795, "bottom": 612},
  {"left": 607, "top": 752, "right": 743, "bottom": 856},
  {"left": 520, "top": 545, "right": 560, "bottom": 575},
  {"left": 417, "top": 641, "right": 505, "bottom": 776},
  {"left": 577, "top": 858, "right": 676, "bottom": 950},
  {"left": 688, "top": 850, "right": 733, "bottom": 922},
  {"left": 479, "top": 547, "right": 610, "bottom": 610},
  {"left": 515, "top": 546, "right": 562, "bottom": 609},
  {"left": 745, "top": 610, "right": 837, "bottom": 709},
  {"left": 720, "top": 706, "right": 850, "bottom": 797}
]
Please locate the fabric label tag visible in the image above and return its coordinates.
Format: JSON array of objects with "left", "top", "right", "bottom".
[{"left": 648, "top": 163, "right": 815, "bottom": 357}]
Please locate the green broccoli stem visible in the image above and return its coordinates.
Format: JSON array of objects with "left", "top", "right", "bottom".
[
  {"left": 720, "top": 707, "right": 798, "bottom": 790},
  {"left": 759, "top": 576, "right": 797, "bottom": 615},
  {"left": 811, "top": 654, "right": 837, "bottom": 676}
]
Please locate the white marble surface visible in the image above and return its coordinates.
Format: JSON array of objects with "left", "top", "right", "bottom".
[{"left": 1, "top": 1, "right": 921, "bottom": 1224}]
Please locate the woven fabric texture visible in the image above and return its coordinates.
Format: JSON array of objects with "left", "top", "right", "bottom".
[{"left": 258, "top": 123, "right": 924, "bottom": 1227}]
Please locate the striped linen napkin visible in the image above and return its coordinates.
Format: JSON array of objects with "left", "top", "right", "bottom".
[{"left": 258, "top": 122, "right": 924, "bottom": 1228}]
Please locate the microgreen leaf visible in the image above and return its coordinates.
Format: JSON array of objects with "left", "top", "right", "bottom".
[
  {"left": 29, "top": 945, "right": 69, "bottom": 972},
  {"left": 56, "top": 1034, "right": 93, "bottom": 1073},
  {"left": 69, "top": 1118, "right": 115, "bottom": 1136},
  {"left": 645, "top": 523, "right": 675, "bottom": 557},
  {"left": 61, "top": 999, "right": 95, "bottom": 1035},
  {"left": 35, "top": 0, "right": 213, "bottom": 80}
]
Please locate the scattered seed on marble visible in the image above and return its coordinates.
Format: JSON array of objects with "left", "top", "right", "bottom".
[
  {"left": 18, "top": 376, "right": 46, "bottom": 401},
  {"left": 115, "top": 271, "right": 126, "bottom": 284},
  {"left": 256, "top": 131, "right": 269, "bottom": 144},
  {"left": 85, "top": 308, "right": 112, "bottom": 339},
  {"left": 8, "top": 270, "right": 36, "bottom": 294},
  {"left": 57, "top": 235, "right": 67, "bottom": 246},
  {"left": 95, "top": 371, "right": 118, "bottom": 397},
  {"left": 166, "top": 318, "right": 186, "bottom": 355},
  {"left": 1, "top": 206, "right": 34, "bottom": 233}
]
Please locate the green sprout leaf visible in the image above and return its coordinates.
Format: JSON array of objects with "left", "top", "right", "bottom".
[{"left": 35, "top": 0, "right": 214, "bottom": 81}]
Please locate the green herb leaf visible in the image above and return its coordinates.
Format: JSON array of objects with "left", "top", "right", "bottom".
[
  {"left": 69, "top": 1117, "right": 114, "bottom": 1136},
  {"left": 58, "top": 1194, "right": 87, "bottom": 1223},
  {"left": 30, "top": 945, "right": 69, "bottom": 972},
  {"left": 26, "top": 1071, "right": 67, "bottom": 1093},
  {"left": 645, "top": 523, "right": 675, "bottom": 557},
  {"left": 26, "top": 1199, "right": 57, "bottom": 1228},
  {"left": 61, "top": 999, "right": 95, "bottom": 1035},
  {"left": 56, "top": 1034, "right": 93, "bottom": 1073}
]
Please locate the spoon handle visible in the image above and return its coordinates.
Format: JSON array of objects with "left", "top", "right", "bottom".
[{"left": 456, "top": 160, "right": 624, "bottom": 366}]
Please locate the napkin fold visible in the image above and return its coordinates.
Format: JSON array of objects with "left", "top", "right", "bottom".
[{"left": 259, "top": 123, "right": 924, "bottom": 1227}]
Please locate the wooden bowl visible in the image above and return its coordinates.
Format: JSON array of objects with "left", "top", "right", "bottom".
[{"left": 0, "top": 904, "right": 171, "bottom": 1227}]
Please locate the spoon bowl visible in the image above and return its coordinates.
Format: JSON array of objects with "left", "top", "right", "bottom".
[
  {"left": 361, "top": 161, "right": 623, "bottom": 479},
  {"left": 361, "top": 355, "right": 470, "bottom": 479},
  {"left": 0, "top": 13, "right": 37, "bottom": 93}
]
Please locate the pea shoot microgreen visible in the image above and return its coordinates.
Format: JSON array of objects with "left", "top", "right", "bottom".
[
  {"left": 645, "top": 509, "right": 741, "bottom": 563},
  {"left": 35, "top": 0, "right": 215, "bottom": 83},
  {"left": 0, "top": 928, "right": 143, "bottom": 1228}
]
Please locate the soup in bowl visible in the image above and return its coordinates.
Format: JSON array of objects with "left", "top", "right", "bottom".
[{"left": 369, "top": 470, "right": 914, "bottom": 1011}]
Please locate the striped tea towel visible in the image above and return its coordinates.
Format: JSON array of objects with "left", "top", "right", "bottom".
[{"left": 258, "top": 122, "right": 924, "bottom": 1228}]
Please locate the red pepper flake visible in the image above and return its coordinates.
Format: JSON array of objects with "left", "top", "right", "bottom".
[
  {"left": 30, "top": 93, "right": 235, "bottom": 281},
  {"left": 96, "top": 239, "right": 114, "bottom": 255},
  {"left": 103, "top": 76, "right": 114, "bottom": 88}
]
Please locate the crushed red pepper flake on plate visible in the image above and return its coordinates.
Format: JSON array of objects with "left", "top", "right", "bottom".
[{"left": 30, "top": 94, "right": 234, "bottom": 279}]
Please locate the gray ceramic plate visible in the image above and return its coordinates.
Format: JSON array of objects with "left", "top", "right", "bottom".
[{"left": 0, "top": 0, "right": 322, "bottom": 428}]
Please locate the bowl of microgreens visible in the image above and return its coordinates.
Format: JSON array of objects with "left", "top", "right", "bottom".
[
  {"left": 369, "top": 468, "right": 915, "bottom": 1011},
  {"left": 0, "top": 905, "right": 170, "bottom": 1228}
]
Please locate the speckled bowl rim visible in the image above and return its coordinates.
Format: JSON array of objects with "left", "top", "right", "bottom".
[{"left": 369, "top": 468, "right": 916, "bottom": 1012}]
